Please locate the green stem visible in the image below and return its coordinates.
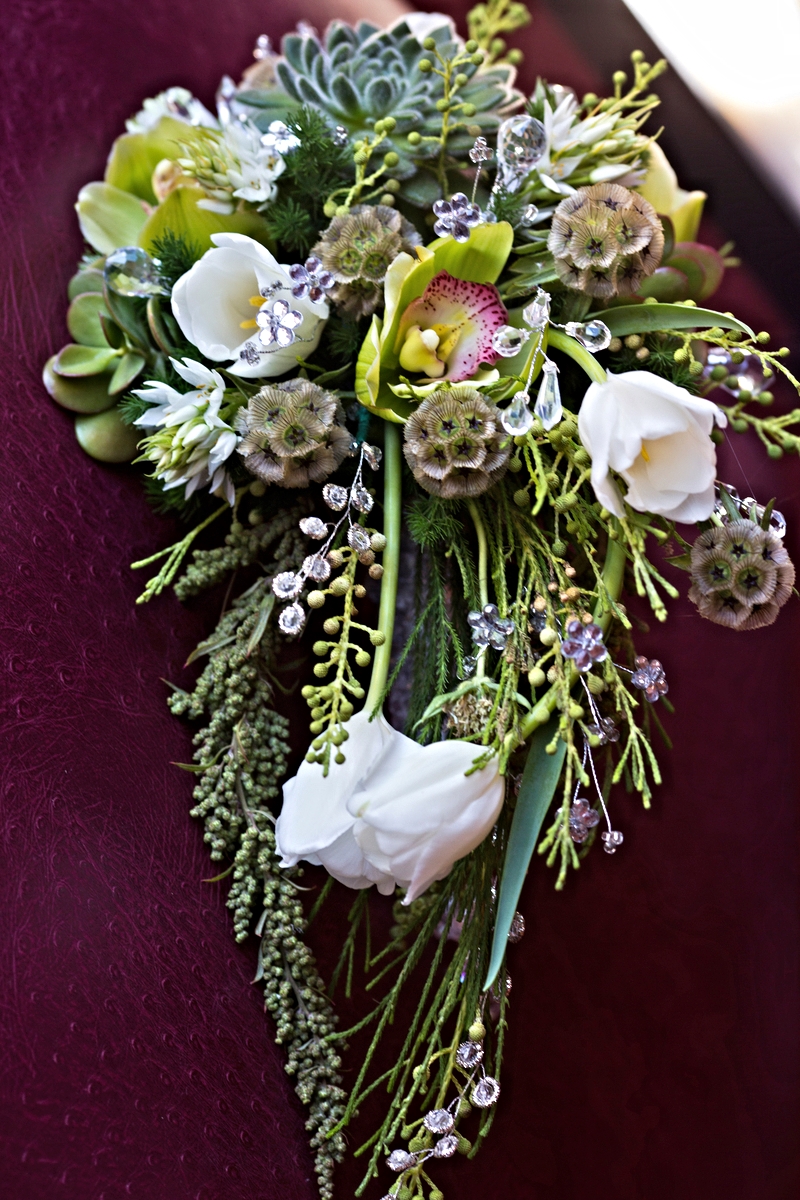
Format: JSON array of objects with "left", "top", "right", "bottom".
[
  {"left": 466, "top": 500, "right": 489, "bottom": 607},
  {"left": 547, "top": 328, "right": 608, "bottom": 384},
  {"left": 467, "top": 499, "right": 489, "bottom": 680},
  {"left": 366, "top": 422, "right": 402, "bottom": 714}
]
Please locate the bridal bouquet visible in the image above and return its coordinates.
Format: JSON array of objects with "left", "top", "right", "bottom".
[{"left": 45, "top": 3, "right": 798, "bottom": 1196}]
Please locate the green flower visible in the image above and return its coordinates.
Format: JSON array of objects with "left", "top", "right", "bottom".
[{"left": 355, "top": 221, "right": 515, "bottom": 422}]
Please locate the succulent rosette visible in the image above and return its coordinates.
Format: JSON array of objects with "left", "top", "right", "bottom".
[{"left": 41, "top": 8, "right": 800, "bottom": 1200}]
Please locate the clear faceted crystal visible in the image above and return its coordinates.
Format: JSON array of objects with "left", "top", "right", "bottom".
[
  {"left": 564, "top": 319, "right": 612, "bottom": 353},
  {"left": 469, "top": 135, "right": 493, "bottom": 164},
  {"left": 496, "top": 115, "right": 546, "bottom": 192},
  {"left": 519, "top": 203, "right": 539, "bottom": 227},
  {"left": 423, "top": 1109, "right": 455, "bottom": 1135},
  {"left": 456, "top": 1040, "right": 484, "bottom": 1069},
  {"left": 522, "top": 288, "right": 551, "bottom": 331},
  {"left": 458, "top": 655, "right": 478, "bottom": 679},
  {"left": 272, "top": 571, "right": 302, "bottom": 599},
  {"left": 304, "top": 555, "right": 331, "bottom": 582},
  {"left": 333, "top": 125, "right": 349, "bottom": 146},
  {"left": 534, "top": 362, "right": 562, "bottom": 430},
  {"left": 508, "top": 911, "right": 526, "bottom": 943},
  {"left": 492, "top": 324, "right": 529, "bottom": 358},
  {"left": 347, "top": 525, "right": 371, "bottom": 551},
  {"left": 322, "top": 483, "right": 348, "bottom": 511},
  {"left": 278, "top": 601, "right": 306, "bottom": 635},
  {"left": 362, "top": 442, "right": 382, "bottom": 470},
  {"left": 386, "top": 1149, "right": 416, "bottom": 1173},
  {"left": 471, "top": 1076, "right": 501, "bottom": 1108},
  {"left": 351, "top": 486, "right": 374, "bottom": 513},
  {"left": 434, "top": 1134, "right": 459, "bottom": 1158},
  {"left": 601, "top": 829, "right": 624, "bottom": 854},
  {"left": 104, "top": 247, "right": 168, "bottom": 298},
  {"left": 299, "top": 516, "right": 328, "bottom": 539},
  {"left": 500, "top": 391, "right": 535, "bottom": 436}
]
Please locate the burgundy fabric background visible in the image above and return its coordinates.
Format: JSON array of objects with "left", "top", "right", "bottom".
[{"left": 1, "top": 2, "right": 797, "bottom": 1198}]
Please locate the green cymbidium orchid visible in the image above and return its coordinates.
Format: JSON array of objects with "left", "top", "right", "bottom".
[{"left": 355, "top": 220, "right": 515, "bottom": 422}]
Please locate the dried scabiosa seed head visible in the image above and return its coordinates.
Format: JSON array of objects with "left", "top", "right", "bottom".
[
  {"left": 312, "top": 204, "right": 422, "bottom": 320},
  {"left": 236, "top": 378, "right": 351, "bottom": 488},
  {"left": 688, "top": 519, "right": 795, "bottom": 629},
  {"left": 403, "top": 386, "right": 511, "bottom": 499},
  {"left": 548, "top": 182, "right": 664, "bottom": 299}
]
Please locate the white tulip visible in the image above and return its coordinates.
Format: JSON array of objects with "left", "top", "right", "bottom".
[
  {"left": 171, "top": 233, "right": 328, "bottom": 380},
  {"left": 276, "top": 710, "right": 505, "bottom": 904},
  {"left": 276, "top": 711, "right": 398, "bottom": 894},
  {"left": 578, "top": 370, "right": 727, "bottom": 523}
]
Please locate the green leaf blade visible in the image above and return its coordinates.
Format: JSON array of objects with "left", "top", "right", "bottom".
[
  {"left": 594, "top": 303, "right": 754, "bottom": 340},
  {"left": 483, "top": 729, "right": 566, "bottom": 991}
]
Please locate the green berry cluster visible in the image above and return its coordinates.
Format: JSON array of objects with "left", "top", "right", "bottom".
[{"left": 301, "top": 530, "right": 387, "bottom": 772}]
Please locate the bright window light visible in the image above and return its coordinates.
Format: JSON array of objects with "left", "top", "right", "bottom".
[{"left": 622, "top": 0, "right": 800, "bottom": 214}]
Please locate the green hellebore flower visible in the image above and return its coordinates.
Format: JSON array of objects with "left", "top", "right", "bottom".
[{"left": 355, "top": 221, "right": 514, "bottom": 422}]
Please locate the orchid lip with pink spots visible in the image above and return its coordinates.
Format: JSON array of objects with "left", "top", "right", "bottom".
[{"left": 394, "top": 271, "right": 508, "bottom": 383}]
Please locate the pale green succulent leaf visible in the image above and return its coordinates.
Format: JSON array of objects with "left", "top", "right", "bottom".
[
  {"left": 76, "top": 182, "right": 149, "bottom": 255},
  {"left": 67, "top": 292, "right": 113, "bottom": 348},
  {"left": 53, "top": 343, "right": 120, "bottom": 377},
  {"left": 109, "top": 352, "right": 146, "bottom": 394},
  {"left": 43, "top": 356, "right": 116, "bottom": 413},
  {"left": 75, "top": 406, "right": 141, "bottom": 463},
  {"left": 67, "top": 268, "right": 105, "bottom": 301}
]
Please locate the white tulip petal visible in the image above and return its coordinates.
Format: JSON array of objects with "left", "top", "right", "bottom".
[
  {"left": 579, "top": 370, "right": 723, "bottom": 522},
  {"left": 275, "top": 711, "right": 395, "bottom": 866}
]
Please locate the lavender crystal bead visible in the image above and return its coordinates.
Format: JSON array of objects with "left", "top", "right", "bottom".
[
  {"left": 569, "top": 797, "right": 600, "bottom": 844},
  {"left": 560, "top": 619, "right": 607, "bottom": 672},
  {"left": 630, "top": 655, "right": 668, "bottom": 702}
]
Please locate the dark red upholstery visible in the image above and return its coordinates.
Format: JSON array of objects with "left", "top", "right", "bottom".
[{"left": 1, "top": 3, "right": 797, "bottom": 1197}]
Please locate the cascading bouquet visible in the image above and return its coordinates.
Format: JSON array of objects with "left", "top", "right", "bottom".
[{"left": 44, "top": 3, "right": 799, "bottom": 1197}]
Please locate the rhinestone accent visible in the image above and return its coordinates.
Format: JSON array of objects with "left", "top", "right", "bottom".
[
  {"left": 351, "top": 486, "right": 374, "bottom": 513},
  {"left": 423, "top": 1109, "right": 455, "bottom": 1135},
  {"left": 347, "top": 526, "right": 371, "bottom": 551},
  {"left": 103, "top": 247, "right": 168, "bottom": 298},
  {"left": 299, "top": 516, "right": 328, "bottom": 539},
  {"left": 386, "top": 1149, "right": 416, "bottom": 1172},
  {"left": 304, "top": 555, "right": 331, "bottom": 582},
  {"left": 322, "top": 483, "right": 348, "bottom": 511},
  {"left": 433, "top": 1134, "right": 459, "bottom": 1158},
  {"left": 456, "top": 1040, "right": 484, "bottom": 1070},
  {"left": 278, "top": 601, "right": 306, "bottom": 635},
  {"left": 272, "top": 571, "right": 302, "bottom": 599},
  {"left": 471, "top": 1076, "right": 501, "bottom": 1108}
]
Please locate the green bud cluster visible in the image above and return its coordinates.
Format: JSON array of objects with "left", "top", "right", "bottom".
[{"left": 174, "top": 505, "right": 309, "bottom": 601}]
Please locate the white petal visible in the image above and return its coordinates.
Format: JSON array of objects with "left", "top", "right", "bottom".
[
  {"left": 275, "top": 710, "right": 396, "bottom": 865},
  {"left": 350, "top": 735, "right": 505, "bottom": 904}
]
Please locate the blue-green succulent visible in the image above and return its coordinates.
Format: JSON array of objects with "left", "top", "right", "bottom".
[{"left": 238, "top": 15, "right": 523, "bottom": 206}]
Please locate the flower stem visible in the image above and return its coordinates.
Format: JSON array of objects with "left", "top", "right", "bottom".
[
  {"left": 547, "top": 328, "right": 608, "bottom": 384},
  {"left": 467, "top": 499, "right": 489, "bottom": 679},
  {"left": 466, "top": 499, "right": 489, "bottom": 608},
  {"left": 366, "top": 422, "right": 402, "bottom": 714}
]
